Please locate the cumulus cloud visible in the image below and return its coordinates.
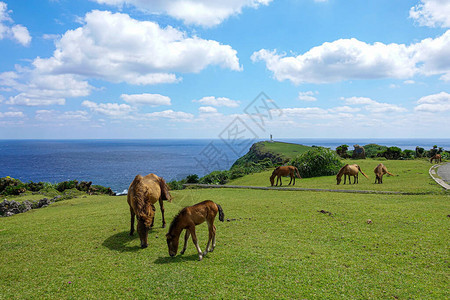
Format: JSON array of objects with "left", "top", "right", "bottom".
[
  {"left": 414, "top": 91, "right": 450, "bottom": 112},
  {"left": 0, "top": 2, "right": 31, "bottom": 46},
  {"left": 193, "top": 96, "right": 240, "bottom": 107},
  {"left": 82, "top": 100, "right": 135, "bottom": 117},
  {"left": 252, "top": 30, "right": 450, "bottom": 84},
  {"left": 2, "top": 72, "right": 92, "bottom": 106},
  {"left": 410, "top": 0, "right": 450, "bottom": 28},
  {"left": 145, "top": 110, "right": 194, "bottom": 120},
  {"left": 92, "top": 0, "right": 272, "bottom": 27},
  {"left": 199, "top": 106, "right": 218, "bottom": 113},
  {"left": 341, "top": 97, "right": 407, "bottom": 113},
  {"left": 298, "top": 91, "right": 317, "bottom": 101},
  {"left": 121, "top": 93, "right": 171, "bottom": 106},
  {"left": 35, "top": 110, "right": 89, "bottom": 121},
  {"left": 0, "top": 111, "right": 24, "bottom": 118},
  {"left": 33, "top": 10, "right": 242, "bottom": 86}
]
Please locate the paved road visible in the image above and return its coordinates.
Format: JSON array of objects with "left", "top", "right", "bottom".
[{"left": 437, "top": 163, "right": 450, "bottom": 184}]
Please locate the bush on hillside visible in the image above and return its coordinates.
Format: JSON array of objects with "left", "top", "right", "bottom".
[
  {"left": 290, "top": 147, "right": 344, "bottom": 178},
  {"left": 364, "top": 144, "right": 388, "bottom": 158},
  {"left": 379, "top": 146, "right": 402, "bottom": 160},
  {"left": 199, "top": 170, "right": 230, "bottom": 185}
]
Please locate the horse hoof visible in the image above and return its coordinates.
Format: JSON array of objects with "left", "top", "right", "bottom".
[
  {"left": 162, "top": 224, "right": 166, "bottom": 228},
  {"left": 198, "top": 255, "right": 203, "bottom": 261}
]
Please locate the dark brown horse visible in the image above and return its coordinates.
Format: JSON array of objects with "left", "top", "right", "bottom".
[
  {"left": 374, "top": 163, "right": 394, "bottom": 184},
  {"left": 430, "top": 154, "right": 442, "bottom": 163},
  {"left": 166, "top": 200, "right": 224, "bottom": 261},
  {"left": 336, "top": 164, "right": 368, "bottom": 185},
  {"left": 270, "top": 166, "right": 302, "bottom": 186},
  {"left": 128, "top": 173, "right": 171, "bottom": 248}
]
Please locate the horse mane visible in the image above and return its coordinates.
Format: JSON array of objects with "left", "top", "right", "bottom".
[
  {"left": 132, "top": 175, "right": 154, "bottom": 227},
  {"left": 337, "top": 164, "right": 348, "bottom": 177},
  {"left": 168, "top": 207, "right": 187, "bottom": 234}
]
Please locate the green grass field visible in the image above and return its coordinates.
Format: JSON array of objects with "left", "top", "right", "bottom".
[
  {"left": 229, "top": 158, "right": 444, "bottom": 194},
  {"left": 0, "top": 159, "right": 449, "bottom": 298},
  {"left": 261, "top": 141, "right": 311, "bottom": 160}
]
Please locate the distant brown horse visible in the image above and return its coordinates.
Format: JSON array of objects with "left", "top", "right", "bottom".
[
  {"left": 166, "top": 200, "right": 224, "bottom": 261},
  {"left": 336, "top": 164, "right": 368, "bottom": 185},
  {"left": 430, "top": 154, "right": 442, "bottom": 163},
  {"left": 270, "top": 166, "right": 302, "bottom": 186},
  {"left": 128, "top": 173, "right": 171, "bottom": 248},
  {"left": 374, "top": 163, "right": 394, "bottom": 184}
]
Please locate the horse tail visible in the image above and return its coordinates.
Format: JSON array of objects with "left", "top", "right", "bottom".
[
  {"left": 295, "top": 167, "right": 301, "bottom": 179},
  {"left": 357, "top": 165, "right": 369, "bottom": 179},
  {"left": 216, "top": 203, "right": 224, "bottom": 222},
  {"left": 386, "top": 171, "right": 395, "bottom": 176}
]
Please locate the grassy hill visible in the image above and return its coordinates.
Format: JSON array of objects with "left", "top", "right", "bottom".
[{"left": 231, "top": 141, "right": 311, "bottom": 169}]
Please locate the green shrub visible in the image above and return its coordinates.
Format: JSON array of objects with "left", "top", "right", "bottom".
[
  {"left": 364, "top": 144, "right": 388, "bottom": 158},
  {"left": 290, "top": 147, "right": 344, "bottom": 178},
  {"left": 168, "top": 180, "right": 184, "bottom": 190},
  {"left": 185, "top": 174, "right": 199, "bottom": 184},
  {"left": 402, "top": 150, "right": 415, "bottom": 160},
  {"left": 380, "top": 147, "right": 402, "bottom": 160},
  {"left": 56, "top": 180, "right": 78, "bottom": 192},
  {"left": 199, "top": 170, "right": 230, "bottom": 185}
]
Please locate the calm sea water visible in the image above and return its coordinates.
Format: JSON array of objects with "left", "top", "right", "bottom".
[{"left": 1, "top": 138, "right": 449, "bottom": 194}]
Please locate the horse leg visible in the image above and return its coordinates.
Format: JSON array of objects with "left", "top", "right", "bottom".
[
  {"left": 204, "top": 220, "right": 215, "bottom": 256},
  {"left": 159, "top": 198, "right": 166, "bottom": 228},
  {"left": 279, "top": 176, "right": 282, "bottom": 186},
  {"left": 210, "top": 224, "right": 217, "bottom": 252},
  {"left": 188, "top": 226, "right": 204, "bottom": 261},
  {"left": 129, "top": 207, "right": 135, "bottom": 236},
  {"left": 288, "top": 175, "right": 293, "bottom": 185},
  {"left": 180, "top": 229, "right": 190, "bottom": 255}
]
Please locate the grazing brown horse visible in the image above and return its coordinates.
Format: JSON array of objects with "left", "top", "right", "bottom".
[
  {"left": 336, "top": 164, "right": 368, "bottom": 185},
  {"left": 374, "top": 163, "right": 394, "bottom": 184},
  {"left": 270, "top": 166, "right": 302, "bottom": 186},
  {"left": 430, "top": 154, "right": 442, "bottom": 163},
  {"left": 128, "top": 173, "right": 171, "bottom": 248},
  {"left": 166, "top": 200, "right": 224, "bottom": 261}
]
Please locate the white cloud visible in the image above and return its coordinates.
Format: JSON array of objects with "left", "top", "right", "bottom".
[
  {"left": 2, "top": 72, "right": 92, "bottom": 106},
  {"left": 92, "top": 0, "right": 272, "bottom": 27},
  {"left": 298, "top": 91, "right": 317, "bottom": 101},
  {"left": 35, "top": 110, "right": 89, "bottom": 121},
  {"left": 121, "top": 93, "right": 171, "bottom": 106},
  {"left": 145, "top": 109, "right": 194, "bottom": 120},
  {"left": 0, "top": 111, "right": 24, "bottom": 118},
  {"left": 252, "top": 30, "right": 450, "bottom": 84},
  {"left": 33, "top": 10, "right": 242, "bottom": 85},
  {"left": 199, "top": 106, "right": 218, "bottom": 113},
  {"left": 341, "top": 97, "right": 407, "bottom": 113},
  {"left": 82, "top": 100, "right": 135, "bottom": 117},
  {"left": 404, "top": 80, "right": 416, "bottom": 84},
  {"left": 414, "top": 91, "right": 450, "bottom": 112},
  {"left": 0, "top": 2, "right": 31, "bottom": 46},
  {"left": 328, "top": 106, "right": 360, "bottom": 113},
  {"left": 7, "top": 94, "right": 65, "bottom": 106},
  {"left": 193, "top": 96, "right": 240, "bottom": 107},
  {"left": 410, "top": 0, "right": 450, "bottom": 28}
]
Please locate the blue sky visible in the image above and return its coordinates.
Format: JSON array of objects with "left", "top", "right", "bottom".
[{"left": 0, "top": 0, "right": 449, "bottom": 139}]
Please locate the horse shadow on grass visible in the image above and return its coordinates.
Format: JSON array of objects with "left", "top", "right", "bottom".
[
  {"left": 154, "top": 253, "right": 204, "bottom": 264},
  {"left": 102, "top": 230, "right": 143, "bottom": 252}
]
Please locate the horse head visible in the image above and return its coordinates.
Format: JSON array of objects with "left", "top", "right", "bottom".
[
  {"left": 137, "top": 204, "right": 156, "bottom": 248},
  {"left": 166, "top": 232, "right": 180, "bottom": 257},
  {"left": 269, "top": 174, "right": 275, "bottom": 186}
]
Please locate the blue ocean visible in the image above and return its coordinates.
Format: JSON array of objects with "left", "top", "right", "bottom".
[{"left": 1, "top": 138, "right": 449, "bottom": 194}]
